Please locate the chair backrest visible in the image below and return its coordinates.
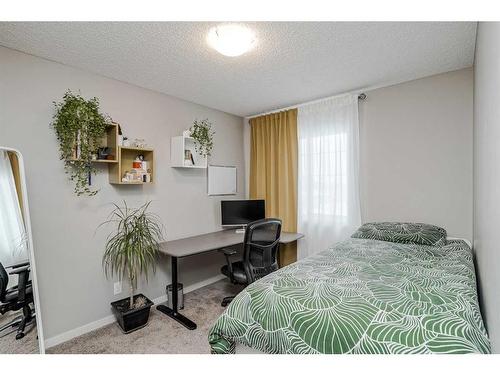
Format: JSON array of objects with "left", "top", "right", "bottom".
[
  {"left": 0, "top": 262, "right": 8, "bottom": 302},
  {"left": 242, "top": 218, "right": 282, "bottom": 283}
]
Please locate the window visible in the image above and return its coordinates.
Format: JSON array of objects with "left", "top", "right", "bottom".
[
  {"left": 299, "top": 132, "right": 348, "bottom": 217},
  {"left": 0, "top": 151, "right": 27, "bottom": 267}
]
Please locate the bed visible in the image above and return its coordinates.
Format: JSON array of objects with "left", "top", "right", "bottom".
[{"left": 208, "top": 223, "right": 490, "bottom": 354}]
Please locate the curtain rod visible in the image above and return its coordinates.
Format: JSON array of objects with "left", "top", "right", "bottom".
[
  {"left": 246, "top": 91, "right": 367, "bottom": 119},
  {"left": 246, "top": 70, "right": 453, "bottom": 119}
]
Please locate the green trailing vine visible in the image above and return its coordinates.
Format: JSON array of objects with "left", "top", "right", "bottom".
[
  {"left": 190, "top": 118, "right": 215, "bottom": 157},
  {"left": 52, "top": 90, "right": 111, "bottom": 196}
]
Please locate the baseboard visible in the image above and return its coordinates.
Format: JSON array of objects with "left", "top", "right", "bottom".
[
  {"left": 44, "top": 274, "right": 226, "bottom": 349},
  {"left": 44, "top": 314, "right": 116, "bottom": 349}
]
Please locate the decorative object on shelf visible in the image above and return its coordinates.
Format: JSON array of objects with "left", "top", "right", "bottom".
[
  {"left": 117, "top": 124, "right": 123, "bottom": 146},
  {"left": 115, "top": 149, "right": 154, "bottom": 184},
  {"left": 97, "top": 147, "right": 112, "bottom": 160},
  {"left": 132, "top": 156, "right": 142, "bottom": 169},
  {"left": 133, "top": 138, "right": 147, "bottom": 148},
  {"left": 122, "top": 169, "right": 143, "bottom": 183},
  {"left": 184, "top": 150, "right": 194, "bottom": 166},
  {"left": 52, "top": 90, "right": 113, "bottom": 196},
  {"left": 122, "top": 137, "right": 130, "bottom": 147},
  {"left": 189, "top": 118, "right": 215, "bottom": 157},
  {"left": 101, "top": 201, "right": 163, "bottom": 333}
]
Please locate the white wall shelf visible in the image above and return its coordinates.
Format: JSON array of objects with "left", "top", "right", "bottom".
[{"left": 170, "top": 135, "right": 208, "bottom": 168}]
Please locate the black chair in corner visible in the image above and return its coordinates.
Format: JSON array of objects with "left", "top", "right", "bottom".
[
  {"left": 219, "top": 218, "right": 282, "bottom": 307},
  {"left": 0, "top": 261, "right": 35, "bottom": 340}
]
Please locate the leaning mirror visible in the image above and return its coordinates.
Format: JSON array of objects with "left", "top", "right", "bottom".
[{"left": 0, "top": 147, "right": 44, "bottom": 354}]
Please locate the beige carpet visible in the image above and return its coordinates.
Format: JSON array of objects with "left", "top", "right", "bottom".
[
  {"left": 48, "top": 280, "right": 243, "bottom": 354},
  {"left": 0, "top": 309, "right": 39, "bottom": 354}
]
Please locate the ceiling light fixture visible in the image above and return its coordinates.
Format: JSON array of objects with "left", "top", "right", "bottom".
[{"left": 207, "top": 24, "right": 256, "bottom": 57}]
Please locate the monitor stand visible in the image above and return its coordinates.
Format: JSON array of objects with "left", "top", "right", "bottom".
[{"left": 235, "top": 227, "right": 245, "bottom": 234}]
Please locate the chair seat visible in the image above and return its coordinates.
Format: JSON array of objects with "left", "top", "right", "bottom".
[
  {"left": 1, "top": 282, "right": 32, "bottom": 304},
  {"left": 221, "top": 261, "right": 248, "bottom": 284}
]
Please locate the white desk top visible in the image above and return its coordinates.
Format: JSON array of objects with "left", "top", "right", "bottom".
[{"left": 159, "top": 230, "right": 304, "bottom": 258}]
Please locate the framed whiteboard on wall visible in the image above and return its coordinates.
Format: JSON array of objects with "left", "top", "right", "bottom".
[{"left": 207, "top": 165, "right": 237, "bottom": 196}]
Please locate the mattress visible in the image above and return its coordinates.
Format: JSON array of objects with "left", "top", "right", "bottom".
[{"left": 208, "top": 238, "right": 490, "bottom": 354}]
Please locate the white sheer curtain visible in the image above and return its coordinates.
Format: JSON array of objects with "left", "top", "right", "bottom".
[
  {"left": 0, "top": 150, "right": 27, "bottom": 267},
  {"left": 297, "top": 94, "right": 361, "bottom": 258}
]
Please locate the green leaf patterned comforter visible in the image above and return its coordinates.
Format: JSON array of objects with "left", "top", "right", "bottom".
[{"left": 208, "top": 238, "right": 490, "bottom": 354}]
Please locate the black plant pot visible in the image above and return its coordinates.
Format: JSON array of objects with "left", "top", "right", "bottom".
[{"left": 110, "top": 293, "right": 154, "bottom": 334}]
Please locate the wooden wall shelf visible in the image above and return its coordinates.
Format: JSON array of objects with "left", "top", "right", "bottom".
[
  {"left": 67, "top": 122, "right": 154, "bottom": 188},
  {"left": 109, "top": 146, "right": 154, "bottom": 185},
  {"left": 70, "top": 123, "right": 119, "bottom": 163}
]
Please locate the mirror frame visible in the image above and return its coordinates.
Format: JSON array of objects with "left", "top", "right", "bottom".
[{"left": 1, "top": 147, "right": 45, "bottom": 354}]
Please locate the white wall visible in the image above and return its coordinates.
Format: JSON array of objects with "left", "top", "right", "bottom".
[
  {"left": 0, "top": 46, "right": 245, "bottom": 342},
  {"left": 473, "top": 22, "right": 500, "bottom": 353},
  {"left": 359, "top": 68, "right": 473, "bottom": 240}
]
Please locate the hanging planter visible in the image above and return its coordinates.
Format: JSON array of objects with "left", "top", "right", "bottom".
[
  {"left": 189, "top": 119, "right": 215, "bottom": 157},
  {"left": 52, "top": 90, "right": 112, "bottom": 196}
]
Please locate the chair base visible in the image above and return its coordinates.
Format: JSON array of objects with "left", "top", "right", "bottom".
[
  {"left": 0, "top": 315, "right": 23, "bottom": 337},
  {"left": 221, "top": 296, "right": 235, "bottom": 307},
  {"left": 0, "top": 305, "right": 35, "bottom": 340}
]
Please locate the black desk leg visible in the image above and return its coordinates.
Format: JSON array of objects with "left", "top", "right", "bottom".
[{"left": 156, "top": 256, "right": 197, "bottom": 330}]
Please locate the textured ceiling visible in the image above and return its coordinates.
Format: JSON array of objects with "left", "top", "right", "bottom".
[{"left": 0, "top": 22, "right": 476, "bottom": 117}]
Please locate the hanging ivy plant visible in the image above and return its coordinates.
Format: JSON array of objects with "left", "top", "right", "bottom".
[
  {"left": 190, "top": 118, "right": 215, "bottom": 157},
  {"left": 52, "top": 90, "right": 111, "bottom": 196}
]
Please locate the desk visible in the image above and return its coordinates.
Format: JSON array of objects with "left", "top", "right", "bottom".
[{"left": 156, "top": 229, "right": 304, "bottom": 330}]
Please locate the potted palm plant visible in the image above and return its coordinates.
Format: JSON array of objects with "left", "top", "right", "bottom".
[{"left": 101, "top": 201, "right": 164, "bottom": 333}]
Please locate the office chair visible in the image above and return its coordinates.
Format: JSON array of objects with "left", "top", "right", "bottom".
[
  {"left": 0, "top": 261, "right": 35, "bottom": 340},
  {"left": 219, "top": 218, "right": 282, "bottom": 307}
]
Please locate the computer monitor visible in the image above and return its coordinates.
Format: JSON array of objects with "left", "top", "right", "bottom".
[{"left": 221, "top": 199, "right": 265, "bottom": 227}]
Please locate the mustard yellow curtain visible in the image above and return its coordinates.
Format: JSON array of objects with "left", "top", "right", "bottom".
[
  {"left": 249, "top": 109, "right": 298, "bottom": 266},
  {"left": 8, "top": 152, "right": 24, "bottom": 219}
]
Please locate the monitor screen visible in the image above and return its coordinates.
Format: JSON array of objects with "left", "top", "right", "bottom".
[{"left": 221, "top": 200, "right": 265, "bottom": 226}]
